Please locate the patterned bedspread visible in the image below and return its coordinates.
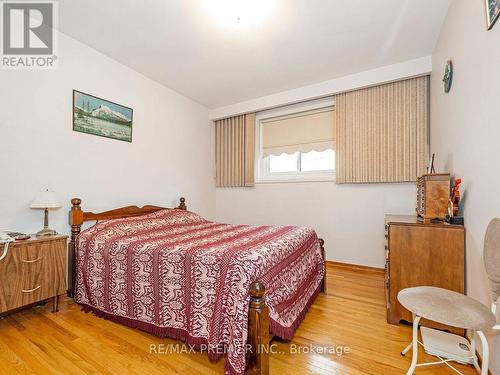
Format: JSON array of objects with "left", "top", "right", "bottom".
[{"left": 75, "top": 209, "right": 324, "bottom": 374}]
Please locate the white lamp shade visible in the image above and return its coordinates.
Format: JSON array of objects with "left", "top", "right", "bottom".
[{"left": 31, "top": 190, "right": 61, "bottom": 209}]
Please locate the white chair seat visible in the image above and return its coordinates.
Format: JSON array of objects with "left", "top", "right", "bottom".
[{"left": 398, "top": 286, "right": 496, "bottom": 331}]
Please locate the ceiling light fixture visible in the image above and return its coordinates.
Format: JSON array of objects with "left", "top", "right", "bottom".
[{"left": 202, "top": 0, "right": 274, "bottom": 29}]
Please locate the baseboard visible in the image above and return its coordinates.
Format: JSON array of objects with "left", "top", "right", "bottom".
[{"left": 326, "top": 260, "right": 385, "bottom": 274}]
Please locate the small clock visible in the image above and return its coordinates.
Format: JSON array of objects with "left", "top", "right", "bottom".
[{"left": 443, "top": 60, "right": 453, "bottom": 93}]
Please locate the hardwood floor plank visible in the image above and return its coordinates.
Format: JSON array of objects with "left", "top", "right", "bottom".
[
  {"left": 0, "top": 265, "right": 477, "bottom": 374},
  {"left": 0, "top": 318, "right": 66, "bottom": 374},
  {"left": 0, "top": 330, "right": 34, "bottom": 374}
]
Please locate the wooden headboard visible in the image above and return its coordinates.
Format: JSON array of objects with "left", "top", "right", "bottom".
[{"left": 67, "top": 197, "right": 186, "bottom": 297}]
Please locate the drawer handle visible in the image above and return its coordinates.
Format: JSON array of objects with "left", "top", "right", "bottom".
[
  {"left": 22, "top": 285, "right": 41, "bottom": 293},
  {"left": 22, "top": 257, "right": 42, "bottom": 263}
]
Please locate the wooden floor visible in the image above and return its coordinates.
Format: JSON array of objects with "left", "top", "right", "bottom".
[{"left": 0, "top": 263, "right": 476, "bottom": 375}]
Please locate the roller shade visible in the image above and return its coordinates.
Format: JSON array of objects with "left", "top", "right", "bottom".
[{"left": 262, "top": 108, "right": 335, "bottom": 156}]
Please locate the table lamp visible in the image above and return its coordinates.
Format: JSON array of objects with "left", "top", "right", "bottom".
[{"left": 31, "top": 189, "right": 61, "bottom": 237}]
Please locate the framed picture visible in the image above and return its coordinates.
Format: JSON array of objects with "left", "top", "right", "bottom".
[
  {"left": 486, "top": 0, "right": 500, "bottom": 30},
  {"left": 73, "top": 90, "right": 133, "bottom": 142}
]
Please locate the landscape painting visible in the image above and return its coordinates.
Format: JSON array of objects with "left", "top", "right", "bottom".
[
  {"left": 73, "top": 90, "right": 133, "bottom": 142},
  {"left": 486, "top": 0, "right": 500, "bottom": 29}
]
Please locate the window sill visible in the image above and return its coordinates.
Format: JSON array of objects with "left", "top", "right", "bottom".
[{"left": 255, "top": 176, "right": 336, "bottom": 184}]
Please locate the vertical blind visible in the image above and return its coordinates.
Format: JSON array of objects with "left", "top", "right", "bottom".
[
  {"left": 261, "top": 108, "right": 335, "bottom": 156},
  {"left": 335, "top": 76, "right": 429, "bottom": 183},
  {"left": 215, "top": 113, "right": 255, "bottom": 187}
]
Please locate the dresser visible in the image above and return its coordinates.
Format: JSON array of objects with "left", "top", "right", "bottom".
[
  {"left": 0, "top": 235, "right": 67, "bottom": 315},
  {"left": 384, "top": 215, "right": 465, "bottom": 335}
]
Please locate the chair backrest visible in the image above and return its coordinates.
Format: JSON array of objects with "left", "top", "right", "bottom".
[{"left": 484, "top": 218, "right": 500, "bottom": 303}]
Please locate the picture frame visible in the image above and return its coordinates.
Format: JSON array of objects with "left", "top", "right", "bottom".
[
  {"left": 486, "top": 0, "right": 500, "bottom": 30},
  {"left": 73, "top": 90, "right": 133, "bottom": 142}
]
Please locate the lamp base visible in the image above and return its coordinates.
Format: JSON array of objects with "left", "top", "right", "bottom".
[
  {"left": 36, "top": 228, "right": 58, "bottom": 237},
  {"left": 36, "top": 209, "right": 57, "bottom": 237}
]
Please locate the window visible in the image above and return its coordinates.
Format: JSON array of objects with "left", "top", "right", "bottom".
[{"left": 256, "top": 102, "right": 335, "bottom": 182}]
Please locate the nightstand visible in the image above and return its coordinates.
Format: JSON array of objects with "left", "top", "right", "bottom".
[{"left": 0, "top": 235, "right": 67, "bottom": 315}]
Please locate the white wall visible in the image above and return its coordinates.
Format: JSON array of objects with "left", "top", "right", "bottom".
[
  {"left": 209, "top": 56, "right": 432, "bottom": 120},
  {"left": 216, "top": 182, "right": 415, "bottom": 268},
  {"left": 431, "top": 0, "right": 500, "bottom": 371},
  {"left": 0, "top": 32, "right": 215, "bottom": 236}
]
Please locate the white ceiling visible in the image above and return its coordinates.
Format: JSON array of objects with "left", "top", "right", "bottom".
[{"left": 58, "top": 0, "right": 451, "bottom": 109}]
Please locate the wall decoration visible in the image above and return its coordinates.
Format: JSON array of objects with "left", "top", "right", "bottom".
[
  {"left": 486, "top": 0, "right": 500, "bottom": 30},
  {"left": 442, "top": 60, "right": 453, "bottom": 93},
  {"left": 73, "top": 90, "right": 133, "bottom": 142}
]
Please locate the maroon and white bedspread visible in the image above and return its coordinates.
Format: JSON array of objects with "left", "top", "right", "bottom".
[{"left": 75, "top": 209, "right": 324, "bottom": 374}]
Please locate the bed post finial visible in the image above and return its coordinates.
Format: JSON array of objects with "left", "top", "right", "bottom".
[
  {"left": 178, "top": 197, "right": 187, "bottom": 210},
  {"left": 247, "top": 281, "right": 269, "bottom": 375},
  {"left": 68, "top": 198, "right": 84, "bottom": 298}
]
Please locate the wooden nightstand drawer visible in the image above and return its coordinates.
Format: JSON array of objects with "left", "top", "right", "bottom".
[{"left": 0, "top": 235, "right": 67, "bottom": 314}]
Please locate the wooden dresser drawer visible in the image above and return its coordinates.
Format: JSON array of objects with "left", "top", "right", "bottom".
[
  {"left": 0, "top": 235, "right": 67, "bottom": 314},
  {"left": 384, "top": 215, "right": 465, "bottom": 335},
  {"left": 0, "top": 244, "right": 31, "bottom": 311}
]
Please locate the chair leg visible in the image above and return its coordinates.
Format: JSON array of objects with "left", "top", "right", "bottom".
[
  {"left": 471, "top": 331, "right": 481, "bottom": 373},
  {"left": 401, "top": 342, "right": 413, "bottom": 356},
  {"left": 477, "top": 331, "right": 489, "bottom": 375},
  {"left": 406, "top": 315, "right": 421, "bottom": 375}
]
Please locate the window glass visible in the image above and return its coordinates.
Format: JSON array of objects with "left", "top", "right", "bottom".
[
  {"left": 300, "top": 149, "right": 335, "bottom": 171},
  {"left": 257, "top": 103, "right": 336, "bottom": 181},
  {"left": 269, "top": 153, "right": 298, "bottom": 173}
]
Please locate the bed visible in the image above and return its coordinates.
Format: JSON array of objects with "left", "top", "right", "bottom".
[{"left": 68, "top": 197, "right": 326, "bottom": 375}]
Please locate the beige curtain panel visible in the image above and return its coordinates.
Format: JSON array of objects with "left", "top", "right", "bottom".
[
  {"left": 262, "top": 108, "right": 335, "bottom": 156},
  {"left": 335, "top": 76, "right": 429, "bottom": 184},
  {"left": 215, "top": 113, "right": 255, "bottom": 187}
]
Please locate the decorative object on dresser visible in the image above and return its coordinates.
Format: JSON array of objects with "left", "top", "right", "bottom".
[
  {"left": 0, "top": 235, "right": 67, "bottom": 315},
  {"left": 30, "top": 189, "right": 61, "bottom": 236},
  {"left": 416, "top": 173, "right": 451, "bottom": 222},
  {"left": 426, "top": 153, "right": 436, "bottom": 174},
  {"left": 448, "top": 178, "right": 465, "bottom": 225},
  {"left": 384, "top": 215, "right": 465, "bottom": 336},
  {"left": 451, "top": 178, "right": 462, "bottom": 217}
]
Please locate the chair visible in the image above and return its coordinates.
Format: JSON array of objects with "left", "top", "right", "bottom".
[{"left": 397, "top": 218, "right": 500, "bottom": 375}]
